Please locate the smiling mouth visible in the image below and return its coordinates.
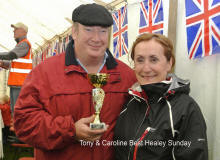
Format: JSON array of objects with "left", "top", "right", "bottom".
[
  {"left": 89, "top": 45, "right": 101, "bottom": 49},
  {"left": 141, "top": 75, "right": 155, "bottom": 79}
]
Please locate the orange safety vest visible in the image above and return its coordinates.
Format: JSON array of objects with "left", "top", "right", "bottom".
[{"left": 7, "top": 39, "right": 32, "bottom": 86}]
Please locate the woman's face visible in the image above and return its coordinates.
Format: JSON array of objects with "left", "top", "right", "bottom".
[{"left": 133, "top": 39, "right": 172, "bottom": 85}]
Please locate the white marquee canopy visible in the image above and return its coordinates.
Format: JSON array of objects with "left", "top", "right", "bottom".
[{"left": 0, "top": 0, "right": 119, "bottom": 53}]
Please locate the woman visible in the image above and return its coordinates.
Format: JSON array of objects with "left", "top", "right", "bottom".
[{"left": 114, "top": 33, "right": 208, "bottom": 160}]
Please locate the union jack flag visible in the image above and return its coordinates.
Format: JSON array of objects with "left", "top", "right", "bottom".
[
  {"left": 139, "top": 0, "right": 164, "bottom": 34},
  {"left": 185, "top": 0, "right": 220, "bottom": 59},
  {"left": 52, "top": 41, "right": 59, "bottom": 56},
  {"left": 42, "top": 48, "right": 47, "bottom": 61},
  {"left": 112, "top": 6, "right": 128, "bottom": 58}
]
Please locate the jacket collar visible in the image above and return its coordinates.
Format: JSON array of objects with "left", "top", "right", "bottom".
[
  {"left": 128, "top": 82, "right": 170, "bottom": 104},
  {"left": 128, "top": 82, "right": 147, "bottom": 101},
  {"left": 65, "top": 39, "right": 118, "bottom": 69},
  {"left": 129, "top": 74, "right": 191, "bottom": 103}
]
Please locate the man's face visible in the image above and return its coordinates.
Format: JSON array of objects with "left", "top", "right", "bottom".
[
  {"left": 72, "top": 23, "right": 109, "bottom": 60},
  {"left": 13, "top": 28, "right": 26, "bottom": 39}
]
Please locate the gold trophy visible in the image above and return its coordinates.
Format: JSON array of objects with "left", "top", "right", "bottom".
[{"left": 88, "top": 73, "right": 109, "bottom": 130}]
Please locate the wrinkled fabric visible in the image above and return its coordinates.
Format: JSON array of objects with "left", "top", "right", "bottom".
[
  {"left": 14, "top": 51, "right": 136, "bottom": 160},
  {"left": 0, "top": 103, "right": 11, "bottom": 126},
  {"left": 114, "top": 74, "right": 208, "bottom": 160}
]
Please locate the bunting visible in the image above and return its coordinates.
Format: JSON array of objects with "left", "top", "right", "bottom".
[
  {"left": 139, "top": 0, "right": 164, "bottom": 34},
  {"left": 112, "top": 6, "right": 129, "bottom": 58},
  {"left": 185, "top": 0, "right": 220, "bottom": 59}
]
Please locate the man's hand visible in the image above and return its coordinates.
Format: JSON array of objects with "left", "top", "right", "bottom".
[
  {"left": 75, "top": 115, "right": 108, "bottom": 142},
  {"left": 0, "top": 61, "right": 3, "bottom": 67},
  {"left": 0, "top": 61, "right": 9, "bottom": 69}
]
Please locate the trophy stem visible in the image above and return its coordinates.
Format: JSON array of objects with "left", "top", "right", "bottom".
[{"left": 93, "top": 113, "right": 101, "bottom": 123}]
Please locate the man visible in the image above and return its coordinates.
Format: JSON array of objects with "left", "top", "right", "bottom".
[
  {"left": 0, "top": 22, "right": 32, "bottom": 117},
  {"left": 14, "top": 3, "right": 136, "bottom": 160}
]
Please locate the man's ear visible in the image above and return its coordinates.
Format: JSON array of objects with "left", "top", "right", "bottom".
[{"left": 71, "top": 25, "right": 77, "bottom": 40}]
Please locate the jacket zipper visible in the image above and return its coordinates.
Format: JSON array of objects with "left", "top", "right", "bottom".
[
  {"left": 133, "top": 127, "right": 151, "bottom": 160},
  {"left": 127, "top": 100, "right": 150, "bottom": 160}
]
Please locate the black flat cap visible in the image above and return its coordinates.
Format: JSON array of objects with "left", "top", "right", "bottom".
[{"left": 72, "top": 3, "right": 113, "bottom": 27}]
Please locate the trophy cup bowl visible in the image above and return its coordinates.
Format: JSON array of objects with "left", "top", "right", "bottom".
[{"left": 88, "top": 73, "right": 109, "bottom": 130}]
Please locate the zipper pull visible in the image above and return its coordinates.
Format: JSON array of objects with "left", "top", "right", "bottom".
[{"left": 133, "top": 127, "right": 151, "bottom": 160}]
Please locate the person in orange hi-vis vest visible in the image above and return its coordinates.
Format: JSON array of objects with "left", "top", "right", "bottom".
[{"left": 0, "top": 22, "right": 32, "bottom": 118}]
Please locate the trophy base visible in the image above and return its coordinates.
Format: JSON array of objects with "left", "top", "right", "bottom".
[{"left": 90, "top": 123, "right": 106, "bottom": 130}]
